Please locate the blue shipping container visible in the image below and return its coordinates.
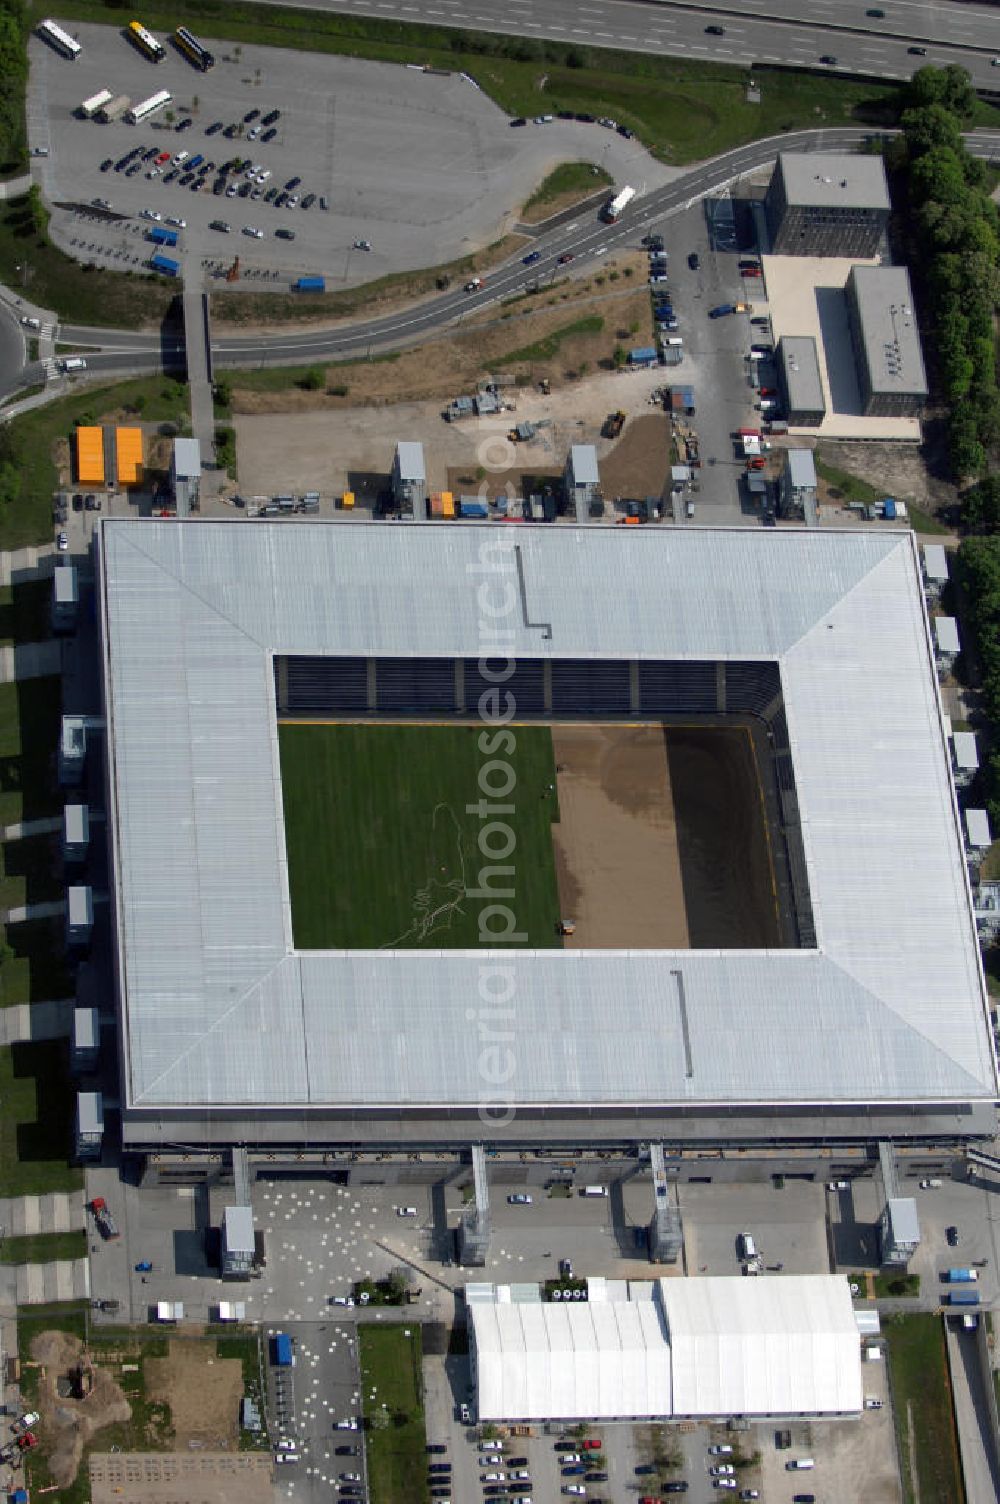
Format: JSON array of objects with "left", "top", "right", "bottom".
[
  {"left": 150, "top": 253, "right": 180, "bottom": 276},
  {"left": 882, "top": 498, "right": 897, "bottom": 520},
  {"left": 273, "top": 1332, "right": 293, "bottom": 1366},
  {"left": 629, "top": 346, "right": 657, "bottom": 367},
  {"left": 294, "top": 277, "right": 326, "bottom": 292},
  {"left": 946, "top": 1268, "right": 977, "bottom": 1282},
  {"left": 148, "top": 226, "right": 178, "bottom": 247},
  {"left": 459, "top": 500, "right": 489, "bottom": 519},
  {"left": 948, "top": 1290, "right": 980, "bottom": 1306}
]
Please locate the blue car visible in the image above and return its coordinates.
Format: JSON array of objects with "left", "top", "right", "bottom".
[{"left": 522, "top": 250, "right": 541, "bottom": 266}]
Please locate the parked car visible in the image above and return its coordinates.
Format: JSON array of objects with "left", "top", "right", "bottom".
[
  {"left": 688, "top": 251, "right": 700, "bottom": 269},
  {"left": 947, "top": 1225, "right": 959, "bottom": 1245},
  {"left": 57, "top": 531, "right": 68, "bottom": 552}
]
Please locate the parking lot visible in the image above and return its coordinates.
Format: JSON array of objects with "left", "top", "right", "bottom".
[{"left": 28, "top": 22, "right": 671, "bottom": 290}]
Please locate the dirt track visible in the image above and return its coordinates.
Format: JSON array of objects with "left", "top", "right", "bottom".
[{"left": 551, "top": 725, "right": 690, "bottom": 949}]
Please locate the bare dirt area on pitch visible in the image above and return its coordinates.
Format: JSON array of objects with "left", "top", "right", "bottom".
[
  {"left": 551, "top": 724, "right": 690, "bottom": 949},
  {"left": 144, "top": 1340, "right": 242, "bottom": 1448}
]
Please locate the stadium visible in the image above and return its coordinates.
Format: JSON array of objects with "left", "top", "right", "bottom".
[{"left": 95, "top": 519, "right": 997, "bottom": 1157}]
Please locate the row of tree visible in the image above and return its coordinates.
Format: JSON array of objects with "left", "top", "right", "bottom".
[
  {"left": 956, "top": 539, "right": 1000, "bottom": 823},
  {"left": 893, "top": 67, "right": 1000, "bottom": 481}
]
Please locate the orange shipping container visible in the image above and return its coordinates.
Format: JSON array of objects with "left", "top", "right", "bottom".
[
  {"left": 441, "top": 491, "right": 455, "bottom": 519},
  {"left": 75, "top": 426, "right": 104, "bottom": 486},
  {"left": 115, "top": 427, "right": 144, "bottom": 488}
]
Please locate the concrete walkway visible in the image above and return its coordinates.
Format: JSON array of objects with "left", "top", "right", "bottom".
[
  {"left": 0, "top": 545, "right": 54, "bottom": 584},
  {"left": 2, "top": 898, "right": 64, "bottom": 925},
  {"left": 0, "top": 176, "right": 31, "bottom": 202},
  {"left": 15, "top": 1258, "right": 89, "bottom": 1304},
  {"left": 0, "top": 816, "right": 61, "bottom": 843},
  {"left": 0, "top": 639, "right": 61, "bottom": 684},
  {"left": 0, "top": 998, "right": 73, "bottom": 1046},
  {"left": 0, "top": 1189, "right": 86, "bottom": 1236}
]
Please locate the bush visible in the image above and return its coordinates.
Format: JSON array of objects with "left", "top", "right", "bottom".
[{"left": 299, "top": 366, "right": 325, "bottom": 391}]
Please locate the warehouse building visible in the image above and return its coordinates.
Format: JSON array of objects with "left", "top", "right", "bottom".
[
  {"left": 777, "top": 336, "right": 826, "bottom": 427},
  {"left": 467, "top": 1275, "right": 863, "bottom": 1421},
  {"left": 845, "top": 265, "right": 928, "bottom": 418},
  {"left": 764, "top": 153, "right": 890, "bottom": 257},
  {"left": 94, "top": 520, "right": 997, "bottom": 1161}
]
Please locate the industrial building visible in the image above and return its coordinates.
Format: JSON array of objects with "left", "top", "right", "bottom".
[
  {"left": 95, "top": 520, "right": 996, "bottom": 1162},
  {"left": 564, "top": 444, "right": 601, "bottom": 522},
  {"left": 779, "top": 449, "right": 818, "bottom": 523},
  {"left": 764, "top": 153, "right": 890, "bottom": 257},
  {"left": 777, "top": 336, "right": 826, "bottom": 427},
  {"left": 171, "top": 437, "right": 201, "bottom": 516},
  {"left": 467, "top": 1275, "right": 863, "bottom": 1422},
  {"left": 845, "top": 265, "right": 928, "bottom": 418}
]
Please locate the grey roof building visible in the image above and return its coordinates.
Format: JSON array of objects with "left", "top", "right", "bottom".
[
  {"left": 765, "top": 153, "right": 890, "bottom": 257},
  {"left": 96, "top": 521, "right": 996, "bottom": 1155},
  {"left": 777, "top": 337, "right": 826, "bottom": 427},
  {"left": 845, "top": 265, "right": 928, "bottom": 418}
]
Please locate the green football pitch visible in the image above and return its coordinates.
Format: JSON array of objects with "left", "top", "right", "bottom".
[{"left": 277, "top": 723, "right": 564, "bottom": 950}]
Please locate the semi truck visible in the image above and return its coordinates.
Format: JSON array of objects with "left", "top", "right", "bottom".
[
  {"left": 150, "top": 252, "right": 180, "bottom": 276},
  {"left": 945, "top": 1268, "right": 978, "bottom": 1282},
  {"left": 294, "top": 276, "right": 325, "bottom": 293},
  {"left": 147, "top": 225, "right": 178, "bottom": 247},
  {"left": 601, "top": 185, "right": 635, "bottom": 222},
  {"left": 948, "top": 1289, "right": 980, "bottom": 1307},
  {"left": 97, "top": 94, "right": 131, "bottom": 123}
]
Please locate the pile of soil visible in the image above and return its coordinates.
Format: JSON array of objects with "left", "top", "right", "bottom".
[{"left": 30, "top": 1330, "right": 131, "bottom": 1490}]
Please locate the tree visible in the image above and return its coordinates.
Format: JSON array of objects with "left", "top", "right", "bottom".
[
  {"left": 901, "top": 104, "right": 962, "bottom": 158},
  {"left": 950, "top": 417, "right": 986, "bottom": 481},
  {"left": 963, "top": 476, "right": 1000, "bottom": 533},
  {"left": 299, "top": 366, "right": 325, "bottom": 391}
]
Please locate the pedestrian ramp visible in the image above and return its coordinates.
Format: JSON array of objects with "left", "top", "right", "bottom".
[
  {"left": 0, "top": 1189, "right": 87, "bottom": 1236},
  {"left": 16, "top": 1257, "right": 89, "bottom": 1304}
]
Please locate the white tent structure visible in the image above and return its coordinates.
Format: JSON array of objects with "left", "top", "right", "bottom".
[{"left": 468, "top": 1276, "right": 862, "bottom": 1422}]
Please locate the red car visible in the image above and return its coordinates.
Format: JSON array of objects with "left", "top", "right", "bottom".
[
  {"left": 639, "top": 1496, "right": 661, "bottom": 1504},
  {"left": 582, "top": 1441, "right": 602, "bottom": 1451},
  {"left": 741, "top": 266, "right": 762, "bottom": 278},
  {"left": 747, "top": 457, "right": 766, "bottom": 471},
  {"left": 155, "top": 151, "right": 171, "bottom": 165},
  {"left": 557, "top": 252, "right": 575, "bottom": 264}
]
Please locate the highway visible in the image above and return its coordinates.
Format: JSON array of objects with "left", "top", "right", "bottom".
[
  {"left": 35, "top": 126, "right": 997, "bottom": 386},
  {"left": 240, "top": 0, "right": 1000, "bottom": 86}
]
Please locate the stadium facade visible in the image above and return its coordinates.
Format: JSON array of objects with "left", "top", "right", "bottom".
[{"left": 96, "top": 520, "right": 998, "bottom": 1158}]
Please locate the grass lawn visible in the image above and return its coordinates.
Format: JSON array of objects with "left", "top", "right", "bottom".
[
  {"left": 277, "top": 723, "right": 563, "bottom": 949},
  {"left": 359, "top": 1325, "right": 428, "bottom": 1504},
  {"left": 873, "top": 1271, "right": 920, "bottom": 1298},
  {"left": 884, "top": 1313, "right": 965, "bottom": 1504},
  {"left": 816, "top": 454, "right": 950, "bottom": 534},
  {"left": 493, "top": 314, "right": 604, "bottom": 367},
  {"left": 0, "top": 194, "right": 177, "bottom": 330},
  {"left": 521, "top": 162, "right": 612, "bottom": 222},
  {"left": 0, "top": 1229, "right": 86, "bottom": 1263},
  {"left": 0, "top": 1039, "right": 82, "bottom": 1195},
  {"left": 0, "top": 375, "right": 189, "bottom": 551},
  {"left": 42, "top": 1, "right": 910, "bottom": 165}
]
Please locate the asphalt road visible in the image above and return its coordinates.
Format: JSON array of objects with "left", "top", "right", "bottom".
[
  {"left": 241, "top": 0, "right": 1000, "bottom": 86},
  {"left": 57, "top": 125, "right": 1000, "bottom": 377}
]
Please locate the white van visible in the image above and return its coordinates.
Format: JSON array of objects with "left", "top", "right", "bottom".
[
  {"left": 739, "top": 1232, "right": 757, "bottom": 1260},
  {"left": 664, "top": 336, "right": 683, "bottom": 347},
  {"left": 582, "top": 1185, "right": 608, "bottom": 1198},
  {"left": 60, "top": 357, "right": 86, "bottom": 372},
  {"left": 396, "top": 1206, "right": 418, "bottom": 1217},
  {"left": 785, "top": 1459, "right": 815, "bottom": 1471}
]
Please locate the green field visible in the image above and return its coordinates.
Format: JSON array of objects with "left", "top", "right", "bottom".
[
  {"left": 884, "top": 1313, "right": 965, "bottom": 1504},
  {"left": 359, "top": 1325, "right": 428, "bottom": 1504},
  {"left": 277, "top": 723, "right": 563, "bottom": 949}
]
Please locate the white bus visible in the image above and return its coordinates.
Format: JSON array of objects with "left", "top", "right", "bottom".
[
  {"left": 126, "top": 88, "right": 172, "bottom": 124},
  {"left": 38, "top": 18, "right": 81, "bottom": 59},
  {"left": 602, "top": 185, "right": 636, "bottom": 222},
  {"left": 79, "top": 88, "right": 113, "bottom": 119}
]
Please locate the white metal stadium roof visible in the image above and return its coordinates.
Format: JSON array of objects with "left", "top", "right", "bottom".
[
  {"left": 97, "top": 520, "right": 996, "bottom": 1114},
  {"left": 469, "top": 1276, "right": 862, "bottom": 1420}
]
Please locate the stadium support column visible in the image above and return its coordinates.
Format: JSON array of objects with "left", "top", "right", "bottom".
[
  {"left": 648, "top": 1142, "right": 682, "bottom": 1263},
  {"left": 275, "top": 658, "right": 289, "bottom": 717},
  {"left": 458, "top": 1143, "right": 492, "bottom": 1266},
  {"left": 543, "top": 661, "right": 553, "bottom": 715},
  {"left": 716, "top": 663, "right": 727, "bottom": 715},
  {"left": 367, "top": 659, "right": 378, "bottom": 712},
  {"left": 630, "top": 662, "right": 640, "bottom": 714}
]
